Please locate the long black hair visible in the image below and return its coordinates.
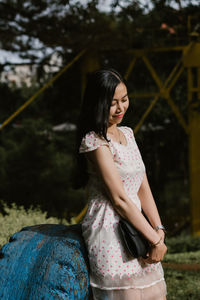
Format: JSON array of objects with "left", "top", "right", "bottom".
[{"left": 75, "top": 68, "right": 125, "bottom": 188}]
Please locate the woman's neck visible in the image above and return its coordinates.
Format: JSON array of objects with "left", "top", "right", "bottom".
[{"left": 107, "top": 124, "right": 118, "bottom": 134}]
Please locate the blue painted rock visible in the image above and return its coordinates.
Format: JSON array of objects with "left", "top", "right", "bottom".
[{"left": 0, "top": 224, "right": 90, "bottom": 300}]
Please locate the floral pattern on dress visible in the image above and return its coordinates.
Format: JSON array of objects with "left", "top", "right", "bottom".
[{"left": 79, "top": 126, "right": 165, "bottom": 291}]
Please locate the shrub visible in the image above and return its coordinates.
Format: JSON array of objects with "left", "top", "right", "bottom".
[
  {"left": 166, "top": 235, "right": 200, "bottom": 254},
  {"left": 0, "top": 201, "right": 68, "bottom": 248}
]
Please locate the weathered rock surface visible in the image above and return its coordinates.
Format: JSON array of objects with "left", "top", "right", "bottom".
[{"left": 0, "top": 224, "right": 90, "bottom": 300}]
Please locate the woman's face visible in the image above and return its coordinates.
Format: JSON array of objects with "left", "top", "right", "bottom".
[{"left": 108, "top": 82, "right": 129, "bottom": 126}]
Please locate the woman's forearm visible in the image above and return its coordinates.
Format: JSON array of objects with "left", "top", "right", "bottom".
[
  {"left": 138, "top": 173, "right": 162, "bottom": 229},
  {"left": 111, "top": 194, "right": 161, "bottom": 245}
]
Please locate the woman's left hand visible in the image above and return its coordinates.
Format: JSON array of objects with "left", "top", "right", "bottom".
[
  {"left": 143, "top": 239, "right": 167, "bottom": 264},
  {"left": 142, "top": 230, "right": 166, "bottom": 264}
]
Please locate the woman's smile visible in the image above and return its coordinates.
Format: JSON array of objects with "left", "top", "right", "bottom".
[
  {"left": 113, "top": 113, "right": 124, "bottom": 118},
  {"left": 78, "top": 68, "right": 167, "bottom": 299},
  {"left": 109, "top": 82, "right": 129, "bottom": 126}
]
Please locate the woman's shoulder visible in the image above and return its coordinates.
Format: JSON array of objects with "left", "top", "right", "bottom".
[
  {"left": 79, "top": 131, "right": 109, "bottom": 153},
  {"left": 119, "top": 126, "right": 134, "bottom": 138}
]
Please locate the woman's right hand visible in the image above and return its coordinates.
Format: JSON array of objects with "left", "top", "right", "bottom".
[{"left": 143, "top": 241, "right": 167, "bottom": 264}]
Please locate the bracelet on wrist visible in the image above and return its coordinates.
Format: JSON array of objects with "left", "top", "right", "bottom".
[
  {"left": 154, "top": 224, "right": 166, "bottom": 233},
  {"left": 151, "top": 237, "right": 162, "bottom": 247}
]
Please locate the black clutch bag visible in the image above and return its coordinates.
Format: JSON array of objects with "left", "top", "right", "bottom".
[{"left": 119, "top": 218, "right": 150, "bottom": 258}]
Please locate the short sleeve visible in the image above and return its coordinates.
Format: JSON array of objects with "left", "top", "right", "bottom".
[
  {"left": 120, "top": 126, "right": 134, "bottom": 139},
  {"left": 79, "top": 131, "right": 109, "bottom": 153}
]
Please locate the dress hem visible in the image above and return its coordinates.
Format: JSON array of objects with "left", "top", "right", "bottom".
[{"left": 90, "top": 277, "right": 165, "bottom": 290}]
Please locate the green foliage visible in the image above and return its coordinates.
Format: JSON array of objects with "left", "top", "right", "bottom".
[
  {"left": 165, "top": 269, "right": 200, "bottom": 299},
  {"left": 0, "top": 200, "right": 68, "bottom": 248},
  {"left": 0, "top": 199, "right": 199, "bottom": 299},
  {"left": 163, "top": 235, "right": 200, "bottom": 299},
  {"left": 0, "top": 83, "right": 25, "bottom": 120},
  {"left": 164, "top": 250, "right": 200, "bottom": 264},
  {"left": 163, "top": 234, "right": 200, "bottom": 298},
  {"left": 0, "top": 118, "right": 86, "bottom": 218},
  {"left": 1, "top": 0, "right": 199, "bottom": 69},
  {"left": 0, "top": 0, "right": 200, "bottom": 233},
  {"left": 0, "top": 3, "right": 199, "bottom": 298},
  {"left": 166, "top": 235, "right": 200, "bottom": 254}
]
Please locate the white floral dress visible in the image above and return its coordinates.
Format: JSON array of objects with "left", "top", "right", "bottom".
[{"left": 79, "top": 126, "right": 166, "bottom": 300}]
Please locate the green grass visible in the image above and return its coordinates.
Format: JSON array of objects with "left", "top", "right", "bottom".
[
  {"left": 164, "top": 250, "right": 200, "bottom": 264},
  {"left": 163, "top": 251, "right": 200, "bottom": 299},
  {"left": 165, "top": 269, "right": 200, "bottom": 300},
  {"left": 0, "top": 201, "right": 200, "bottom": 299},
  {"left": 165, "top": 235, "right": 200, "bottom": 254}
]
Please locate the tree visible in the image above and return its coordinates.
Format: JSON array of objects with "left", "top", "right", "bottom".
[{"left": 0, "top": 0, "right": 200, "bottom": 230}]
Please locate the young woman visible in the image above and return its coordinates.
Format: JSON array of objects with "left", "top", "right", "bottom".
[{"left": 76, "top": 69, "right": 167, "bottom": 299}]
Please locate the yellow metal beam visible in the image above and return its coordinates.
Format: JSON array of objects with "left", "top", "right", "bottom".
[
  {"left": 0, "top": 48, "right": 87, "bottom": 131},
  {"left": 167, "top": 64, "right": 184, "bottom": 92},
  {"left": 133, "top": 59, "right": 188, "bottom": 133},
  {"left": 164, "top": 59, "right": 182, "bottom": 88},
  {"left": 183, "top": 42, "right": 200, "bottom": 68},
  {"left": 81, "top": 50, "right": 100, "bottom": 97},
  {"left": 198, "top": 68, "right": 200, "bottom": 99},
  {"left": 165, "top": 95, "right": 189, "bottom": 133},
  {"left": 124, "top": 56, "right": 137, "bottom": 80},
  {"left": 188, "top": 67, "right": 200, "bottom": 236},
  {"left": 190, "top": 87, "right": 200, "bottom": 92},
  {"left": 74, "top": 42, "right": 200, "bottom": 234},
  {"left": 188, "top": 68, "right": 193, "bottom": 103},
  {"left": 128, "top": 45, "right": 185, "bottom": 55},
  {"left": 129, "top": 92, "right": 159, "bottom": 98},
  {"left": 71, "top": 204, "right": 88, "bottom": 224},
  {"left": 141, "top": 55, "right": 188, "bottom": 134},
  {"left": 134, "top": 94, "right": 160, "bottom": 134},
  {"left": 142, "top": 55, "right": 163, "bottom": 90}
]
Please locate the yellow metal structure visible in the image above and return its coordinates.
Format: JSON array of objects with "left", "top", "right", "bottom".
[
  {"left": 0, "top": 48, "right": 87, "bottom": 131},
  {"left": 124, "top": 41, "right": 200, "bottom": 236},
  {"left": 0, "top": 36, "right": 199, "bottom": 235},
  {"left": 74, "top": 42, "right": 200, "bottom": 236},
  {"left": 125, "top": 46, "right": 189, "bottom": 134},
  {"left": 184, "top": 42, "right": 200, "bottom": 236},
  {"left": 80, "top": 50, "right": 100, "bottom": 97},
  {"left": 71, "top": 204, "right": 88, "bottom": 225}
]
